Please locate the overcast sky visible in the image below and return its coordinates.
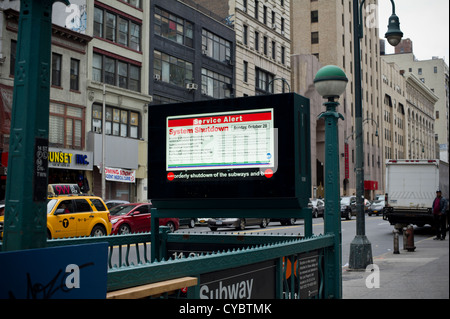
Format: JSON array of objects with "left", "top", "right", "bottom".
[{"left": 378, "top": 0, "right": 449, "bottom": 64}]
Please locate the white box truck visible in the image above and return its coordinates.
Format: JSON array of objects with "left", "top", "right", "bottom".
[{"left": 383, "top": 159, "right": 449, "bottom": 228}]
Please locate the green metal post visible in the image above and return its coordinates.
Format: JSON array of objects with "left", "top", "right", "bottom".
[
  {"left": 348, "top": 0, "right": 373, "bottom": 270},
  {"left": 3, "top": 0, "right": 69, "bottom": 252},
  {"left": 150, "top": 210, "right": 160, "bottom": 262},
  {"left": 319, "top": 100, "right": 343, "bottom": 298}
]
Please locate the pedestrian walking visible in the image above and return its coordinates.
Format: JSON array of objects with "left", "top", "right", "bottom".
[{"left": 432, "top": 190, "right": 448, "bottom": 240}]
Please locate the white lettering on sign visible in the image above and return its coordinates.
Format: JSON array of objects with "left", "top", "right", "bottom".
[
  {"left": 365, "top": 264, "right": 380, "bottom": 289},
  {"left": 65, "top": 264, "right": 80, "bottom": 289},
  {"left": 199, "top": 279, "right": 253, "bottom": 299}
]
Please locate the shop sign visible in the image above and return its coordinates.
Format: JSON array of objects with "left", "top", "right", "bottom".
[
  {"left": 105, "top": 167, "right": 136, "bottom": 183},
  {"left": 48, "top": 148, "right": 93, "bottom": 171}
]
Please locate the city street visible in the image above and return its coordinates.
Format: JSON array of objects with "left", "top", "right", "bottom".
[
  {"left": 177, "top": 215, "right": 437, "bottom": 266},
  {"left": 109, "top": 214, "right": 440, "bottom": 277}
]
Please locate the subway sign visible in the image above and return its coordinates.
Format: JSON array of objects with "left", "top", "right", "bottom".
[{"left": 48, "top": 148, "right": 93, "bottom": 170}]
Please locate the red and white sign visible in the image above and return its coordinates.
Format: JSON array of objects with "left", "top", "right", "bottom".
[{"left": 105, "top": 167, "right": 136, "bottom": 183}]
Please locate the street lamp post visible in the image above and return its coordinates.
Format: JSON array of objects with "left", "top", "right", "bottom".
[
  {"left": 265, "top": 77, "right": 291, "bottom": 94},
  {"left": 349, "top": 0, "right": 403, "bottom": 270},
  {"left": 314, "top": 65, "right": 348, "bottom": 298}
]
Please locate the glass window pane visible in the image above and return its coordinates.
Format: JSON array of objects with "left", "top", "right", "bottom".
[
  {"left": 130, "top": 126, "right": 138, "bottom": 139},
  {"left": 66, "top": 119, "right": 73, "bottom": 148},
  {"left": 49, "top": 115, "right": 64, "bottom": 145},
  {"left": 93, "top": 54, "right": 102, "bottom": 82},
  {"left": 104, "top": 57, "right": 115, "bottom": 85},
  {"left": 67, "top": 106, "right": 82, "bottom": 118},
  {"left": 105, "top": 13, "right": 116, "bottom": 42},
  {"left": 118, "top": 61, "right": 128, "bottom": 89},
  {"left": 118, "top": 18, "right": 128, "bottom": 46},
  {"left": 121, "top": 124, "right": 127, "bottom": 137},
  {"left": 94, "top": 7, "right": 103, "bottom": 37},
  {"left": 113, "top": 122, "right": 120, "bottom": 136}
]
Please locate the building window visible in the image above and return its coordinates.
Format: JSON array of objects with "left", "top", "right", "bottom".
[
  {"left": 94, "top": 7, "right": 104, "bottom": 38},
  {"left": 311, "top": 32, "right": 319, "bottom": 44},
  {"left": 272, "top": 41, "right": 276, "bottom": 59},
  {"left": 243, "top": 25, "right": 248, "bottom": 45},
  {"left": 49, "top": 103, "right": 84, "bottom": 149},
  {"left": 255, "top": 67, "right": 274, "bottom": 94},
  {"left": 311, "top": 10, "right": 319, "bottom": 23},
  {"left": 94, "top": 6, "right": 142, "bottom": 51},
  {"left": 105, "top": 12, "right": 116, "bottom": 42},
  {"left": 153, "top": 50, "right": 193, "bottom": 88},
  {"left": 154, "top": 7, "right": 193, "bottom": 48},
  {"left": 243, "top": 61, "right": 248, "bottom": 82},
  {"left": 263, "top": 5, "right": 267, "bottom": 25},
  {"left": 152, "top": 95, "right": 181, "bottom": 105},
  {"left": 201, "top": 68, "right": 232, "bottom": 99},
  {"left": 93, "top": 53, "right": 141, "bottom": 92},
  {"left": 122, "top": 0, "right": 142, "bottom": 9},
  {"left": 281, "top": 46, "right": 285, "bottom": 65},
  {"left": 263, "top": 36, "right": 268, "bottom": 55},
  {"left": 255, "top": 31, "right": 259, "bottom": 51},
  {"left": 52, "top": 53, "right": 62, "bottom": 87},
  {"left": 92, "top": 105, "right": 140, "bottom": 139},
  {"left": 202, "top": 29, "right": 232, "bottom": 63},
  {"left": 70, "top": 59, "right": 80, "bottom": 91}
]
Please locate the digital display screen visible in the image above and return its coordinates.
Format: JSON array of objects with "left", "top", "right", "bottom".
[
  {"left": 148, "top": 93, "right": 311, "bottom": 209},
  {"left": 166, "top": 109, "right": 275, "bottom": 181}
]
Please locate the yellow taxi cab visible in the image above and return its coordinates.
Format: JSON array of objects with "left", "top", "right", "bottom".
[
  {"left": 1, "top": 185, "right": 112, "bottom": 240},
  {"left": 46, "top": 194, "right": 112, "bottom": 239}
]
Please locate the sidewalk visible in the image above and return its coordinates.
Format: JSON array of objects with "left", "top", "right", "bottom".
[{"left": 342, "top": 235, "right": 449, "bottom": 299}]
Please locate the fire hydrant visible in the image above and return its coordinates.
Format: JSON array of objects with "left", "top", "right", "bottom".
[{"left": 404, "top": 225, "right": 416, "bottom": 252}]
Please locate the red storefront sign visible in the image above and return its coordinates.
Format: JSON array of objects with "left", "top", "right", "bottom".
[{"left": 364, "top": 180, "right": 378, "bottom": 190}]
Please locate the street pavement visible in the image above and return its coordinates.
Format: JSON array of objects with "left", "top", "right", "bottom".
[{"left": 342, "top": 233, "right": 449, "bottom": 299}]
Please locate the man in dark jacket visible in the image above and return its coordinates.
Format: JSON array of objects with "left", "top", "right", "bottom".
[{"left": 432, "top": 190, "right": 448, "bottom": 240}]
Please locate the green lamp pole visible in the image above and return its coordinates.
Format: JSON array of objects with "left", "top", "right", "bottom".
[
  {"left": 314, "top": 65, "right": 348, "bottom": 298},
  {"left": 3, "top": 0, "right": 70, "bottom": 252},
  {"left": 349, "top": 0, "right": 403, "bottom": 269}
]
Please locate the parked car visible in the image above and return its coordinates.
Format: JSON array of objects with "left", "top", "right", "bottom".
[
  {"left": 340, "top": 196, "right": 370, "bottom": 220},
  {"left": 208, "top": 218, "right": 269, "bottom": 231},
  {"left": 105, "top": 200, "right": 130, "bottom": 209},
  {"left": 110, "top": 203, "right": 179, "bottom": 234},
  {"left": 340, "top": 196, "right": 356, "bottom": 220},
  {"left": 309, "top": 198, "right": 325, "bottom": 218},
  {"left": 272, "top": 217, "right": 297, "bottom": 226},
  {"left": 179, "top": 218, "right": 197, "bottom": 228},
  {"left": 368, "top": 200, "right": 385, "bottom": 216},
  {"left": 196, "top": 218, "right": 210, "bottom": 226}
]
